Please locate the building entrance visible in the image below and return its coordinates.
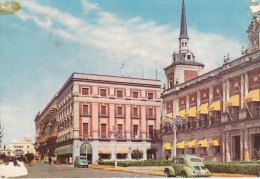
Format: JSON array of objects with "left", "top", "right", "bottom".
[
  {"left": 233, "top": 136, "right": 240, "bottom": 161},
  {"left": 253, "top": 134, "right": 260, "bottom": 160},
  {"left": 80, "top": 143, "right": 92, "bottom": 163}
]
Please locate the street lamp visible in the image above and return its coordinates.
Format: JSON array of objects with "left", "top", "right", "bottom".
[
  {"left": 165, "top": 115, "right": 183, "bottom": 158},
  {"left": 83, "top": 137, "right": 91, "bottom": 163},
  {"left": 109, "top": 126, "right": 122, "bottom": 168}
]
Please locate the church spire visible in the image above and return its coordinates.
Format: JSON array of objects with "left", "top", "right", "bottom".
[
  {"left": 179, "top": 0, "right": 189, "bottom": 53},
  {"left": 180, "top": 0, "right": 188, "bottom": 39}
]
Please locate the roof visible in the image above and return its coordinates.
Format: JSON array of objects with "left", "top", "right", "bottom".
[{"left": 164, "top": 60, "right": 205, "bottom": 70}]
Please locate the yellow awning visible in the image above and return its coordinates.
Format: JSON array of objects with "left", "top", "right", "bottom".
[
  {"left": 185, "top": 139, "right": 195, "bottom": 148},
  {"left": 163, "top": 112, "right": 173, "bottom": 123},
  {"left": 176, "top": 141, "right": 185, "bottom": 149},
  {"left": 184, "top": 107, "right": 196, "bottom": 117},
  {"left": 163, "top": 142, "right": 172, "bottom": 150},
  {"left": 208, "top": 100, "right": 221, "bottom": 111},
  {"left": 209, "top": 137, "right": 221, "bottom": 146},
  {"left": 98, "top": 146, "right": 112, "bottom": 153},
  {"left": 196, "top": 138, "right": 208, "bottom": 147},
  {"left": 196, "top": 103, "right": 208, "bottom": 115},
  {"left": 244, "top": 89, "right": 260, "bottom": 103},
  {"left": 116, "top": 146, "right": 128, "bottom": 153},
  {"left": 226, "top": 95, "right": 240, "bottom": 107},
  {"left": 178, "top": 109, "right": 186, "bottom": 117}
]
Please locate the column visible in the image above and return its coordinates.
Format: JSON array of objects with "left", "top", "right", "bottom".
[
  {"left": 141, "top": 106, "right": 146, "bottom": 140},
  {"left": 222, "top": 81, "right": 226, "bottom": 113},
  {"left": 72, "top": 140, "right": 80, "bottom": 163},
  {"left": 243, "top": 128, "right": 250, "bottom": 161},
  {"left": 244, "top": 73, "right": 249, "bottom": 96},
  {"left": 126, "top": 105, "right": 131, "bottom": 139},
  {"left": 241, "top": 75, "right": 245, "bottom": 108},
  {"left": 92, "top": 103, "right": 99, "bottom": 138},
  {"left": 225, "top": 131, "right": 231, "bottom": 162},
  {"left": 222, "top": 132, "right": 226, "bottom": 162},
  {"left": 73, "top": 101, "right": 80, "bottom": 139}
]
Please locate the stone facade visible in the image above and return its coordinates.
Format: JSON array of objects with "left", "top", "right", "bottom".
[
  {"left": 161, "top": 2, "right": 260, "bottom": 162},
  {"left": 35, "top": 73, "right": 162, "bottom": 163}
]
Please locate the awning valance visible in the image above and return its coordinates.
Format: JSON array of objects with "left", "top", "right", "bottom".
[
  {"left": 178, "top": 109, "right": 186, "bottom": 118},
  {"left": 163, "top": 142, "right": 172, "bottom": 150},
  {"left": 98, "top": 146, "right": 112, "bottom": 154},
  {"left": 196, "top": 138, "right": 208, "bottom": 147},
  {"left": 176, "top": 141, "right": 185, "bottom": 149},
  {"left": 54, "top": 144, "right": 73, "bottom": 155},
  {"left": 116, "top": 146, "right": 128, "bottom": 153},
  {"left": 184, "top": 107, "right": 196, "bottom": 117},
  {"left": 226, "top": 95, "right": 240, "bottom": 107},
  {"left": 196, "top": 103, "right": 208, "bottom": 115},
  {"left": 163, "top": 112, "right": 173, "bottom": 123},
  {"left": 209, "top": 137, "right": 221, "bottom": 146},
  {"left": 244, "top": 89, "right": 260, "bottom": 103},
  {"left": 208, "top": 100, "right": 221, "bottom": 111},
  {"left": 185, "top": 139, "right": 195, "bottom": 148}
]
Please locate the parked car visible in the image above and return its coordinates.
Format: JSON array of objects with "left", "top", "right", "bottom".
[
  {"left": 164, "top": 154, "right": 211, "bottom": 178},
  {"left": 74, "top": 156, "right": 88, "bottom": 168}
]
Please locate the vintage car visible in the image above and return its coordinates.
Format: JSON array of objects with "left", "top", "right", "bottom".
[
  {"left": 164, "top": 154, "right": 211, "bottom": 178},
  {"left": 74, "top": 156, "right": 88, "bottom": 168}
]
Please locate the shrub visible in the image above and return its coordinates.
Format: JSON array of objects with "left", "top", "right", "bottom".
[
  {"left": 205, "top": 162, "right": 260, "bottom": 176},
  {"left": 98, "top": 160, "right": 172, "bottom": 167}
]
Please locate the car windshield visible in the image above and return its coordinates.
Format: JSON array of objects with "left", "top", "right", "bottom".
[
  {"left": 80, "top": 157, "right": 87, "bottom": 160},
  {"left": 190, "top": 158, "right": 202, "bottom": 162}
]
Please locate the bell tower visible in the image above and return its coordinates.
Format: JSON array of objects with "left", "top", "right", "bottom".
[{"left": 165, "top": 0, "right": 204, "bottom": 90}]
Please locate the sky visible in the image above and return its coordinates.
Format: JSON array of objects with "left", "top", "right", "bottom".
[{"left": 0, "top": 0, "right": 254, "bottom": 144}]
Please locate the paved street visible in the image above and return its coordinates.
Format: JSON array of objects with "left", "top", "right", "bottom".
[{"left": 22, "top": 162, "right": 161, "bottom": 178}]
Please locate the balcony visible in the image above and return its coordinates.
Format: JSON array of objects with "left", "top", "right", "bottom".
[
  {"left": 115, "top": 113, "right": 125, "bottom": 118},
  {"left": 81, "top": 112, "right": 92, "bottom": 117},
  {"left": 146, "top": 114, "right": 156, "bottom": 120},
  {"left": 249, "top": 108, "right": 260, "bottom": 118},
  {"left": 99, "top": 112, "right": 109, "bottom": 117},
  {"left": 132, "top": 114, "right": 141, "bottom": 119}
]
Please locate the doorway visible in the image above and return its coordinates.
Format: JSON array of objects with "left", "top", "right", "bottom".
[{"left": 233, "top": 136, "right": 240, "bottom": 161}]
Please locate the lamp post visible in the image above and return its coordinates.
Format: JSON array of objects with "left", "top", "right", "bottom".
[
  {"left": 84, "top": 137, "right": 91, "bottom": 163},
  {"left": 165, "top": 115, "right": 183, "bottom": 158},
  {"left": 109, "top": 126, "right": 122, "bottom": 168}
]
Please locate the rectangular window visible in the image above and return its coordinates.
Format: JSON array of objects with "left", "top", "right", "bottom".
[
  {"left": 117, "top": 124, "right": 123, "bottom": 138},
  {"left": 117, "top": 107, "right": 123, "bottom": 116},
  {"left": 148, "top": 92, "right": 154, "bottom": 99},
  {"left": 149, "top": 125, "right": 153, "bottom": 139},
  {"left": 214, "top": 146, "right": 221, "bottom": 154},
  {"left": 117, "top": 90, "right": 123, "bottom": 98},
  {"left": 133, "top": 125, "right": 138, "bottom": 139},
  {"left": 101, "top": 124, "right": 106, "bottom": 138},
  {"left": 133, "top": 91, "right": 139, "bottom": 98},
  {"left": 100, "top": 89, "right": 107, "bottom": 97},
  {"left": 82, "top": 105, "right": 89, "bottom": 116},
  {"left": 101, "top": 106, "right": 107, "bottom": 116},
  {"left": 82, "top": 88, "right": 89, "bottom": 95},
  {"left": 83, "top": 123, "right": 88, "bottom": 137},
  {"left": 133, "top": 107, "right": 139, "bottom": 117},
  {"left": 148, "top": 108, "right": 154, "bottom": 118}
]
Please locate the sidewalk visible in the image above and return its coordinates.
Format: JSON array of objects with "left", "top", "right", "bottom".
[{"left": 89, "top": 164, "right": 258, "bottom": 178}]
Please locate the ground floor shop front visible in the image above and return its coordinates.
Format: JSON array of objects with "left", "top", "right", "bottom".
[{"left": 38, "top": 139, "right": 161, "bottom": 164}]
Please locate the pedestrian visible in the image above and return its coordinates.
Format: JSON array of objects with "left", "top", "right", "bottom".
[
  {"left": 48, "top": 156, "right": 52, "bottom": 165},
  {"left": 69, "top": 157, "right": 72, "bottom": 164}
]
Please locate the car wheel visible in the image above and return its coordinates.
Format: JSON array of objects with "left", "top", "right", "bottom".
[
  {"left": 181, "top": 172, "right": 187, "bottom": 178},
  {"left": 165, "top": 169, "right": 170, "bottom": 178}
]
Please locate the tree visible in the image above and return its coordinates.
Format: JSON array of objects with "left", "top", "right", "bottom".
[{"left": 131, "top": 148, "right": 143, "bottom": 161}]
